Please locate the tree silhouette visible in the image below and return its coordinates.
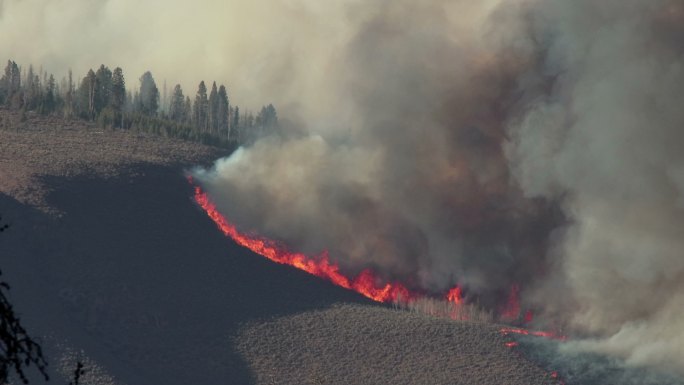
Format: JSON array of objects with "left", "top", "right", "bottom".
[{"left": 0, "top": 217, "right": 49, "bottom": 384}]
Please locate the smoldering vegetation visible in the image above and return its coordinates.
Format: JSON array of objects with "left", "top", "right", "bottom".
[{"left": 193, "top": 0, "right": 684, "bottom": 376}]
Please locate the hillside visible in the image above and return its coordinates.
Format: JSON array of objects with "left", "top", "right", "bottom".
[{"left": 0, "top": 112, "right": 557, "bottom": 385}]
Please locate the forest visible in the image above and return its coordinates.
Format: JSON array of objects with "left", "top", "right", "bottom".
[{"left": 0, "top": 60, "right": 279, "bottom": 148}]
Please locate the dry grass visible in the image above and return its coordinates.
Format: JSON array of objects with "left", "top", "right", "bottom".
[
  {"left": 395, "top": 297, "right": 494, "bottom": 324},
  {"left": 236, "top": 304, "right": 556, "bottom": 385}
]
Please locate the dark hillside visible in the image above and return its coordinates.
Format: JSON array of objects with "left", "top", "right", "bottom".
[{"left": 0, "top": 113, "right": 556, "bottom": 385}]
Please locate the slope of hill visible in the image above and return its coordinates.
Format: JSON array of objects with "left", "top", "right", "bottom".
[{"left": 0, "top": 112, "right": 557, "bottom": 385}]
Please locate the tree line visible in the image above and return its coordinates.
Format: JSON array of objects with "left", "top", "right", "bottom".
[{"left": 0, "top": 60, "right": 279, "bottom": 147}]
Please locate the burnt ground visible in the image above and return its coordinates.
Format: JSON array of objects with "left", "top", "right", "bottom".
[{"left": 0, "top": 110, "right": 558, "bottom": 385}]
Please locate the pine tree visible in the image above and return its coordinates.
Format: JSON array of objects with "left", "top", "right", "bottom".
[
  {"left": 77, "top": 69, "right": 97, "bottom": 120},
  {"left": 169, "top": 84, "right": 185, "bottom": 122},
  {"left": 183, "top": 96, "right": 192, "bottom": 124},
  {"left": 42, "top": 74, "right": 56, "bottom": 114},
  {"left": 63, "top": 69, "right": 75, "bottom": 118},
  {"left": 193, "top": 81, "right": 208, "bottom": 132},
  {"left": 217, "top": 85, "right": 229, "bottom": 139},
  {"left": 94, "top": 65, "right": 113, "bottom": 114},
  {"left": 208, "top": 81, "right": 219, "bottom": 135},
  {"left": 138, "top": 71, "right": 159, "bottom": 116},
  {"left": 110, "top": 67, "right": 126, "bottom": 127},
  {"left": 1, "top": 61, "right": 21, "bottom": 106},
  {"left": 232, "top": 105, "right": 240, "bottom": 142}
]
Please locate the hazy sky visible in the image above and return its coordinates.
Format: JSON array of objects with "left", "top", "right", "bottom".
[
  {"left": 0, "top": 0, "right": 360, "bottom": 113},
  {"left": 0, "top": 0, "right": 506, "bottom": 120}
]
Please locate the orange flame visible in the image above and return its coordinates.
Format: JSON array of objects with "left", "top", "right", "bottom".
[
  {"left": 191, "top": 179, "right": 556, "bottom": 338},
  {"left": 500, "top": 284, "right": 521, "bottom": 321},
  {"left": 193, "top": 184, "right": 419, "bottom": 303},
  {"left": 446, "top": 286, "right": 463, "bottom": 304}
]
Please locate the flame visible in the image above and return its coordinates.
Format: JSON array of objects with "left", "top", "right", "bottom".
[
  {"left": 193, "top": 184, "right": 419, "bottom": 303},
  {"left": 500, "top": 284, "right": 521, "bottom": 321},
  {"left": 190, "top": 180, "right": 559, "bottom": 337},
  {"left": 446, "top": 286, "right": 463, "bottom": 304}
]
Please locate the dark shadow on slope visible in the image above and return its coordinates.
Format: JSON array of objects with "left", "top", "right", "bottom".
[{"left": 2, "top": 164, "right": 370, "bottom": 385}]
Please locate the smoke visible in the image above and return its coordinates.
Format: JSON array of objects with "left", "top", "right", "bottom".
[
  {"left": 192, "top": 0, "right": 684, "bottom": 374},
  {"left": 506, "top": 0, "right": 684, "bottom": 373},
  {"left": 196, "top": 1, "right": 564, "bottom": 306},
  {"left": 5, "top": 0, "right": 684, "bottom": 375}
]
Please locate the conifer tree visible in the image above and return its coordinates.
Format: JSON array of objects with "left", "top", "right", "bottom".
[
  {"left": 95, "top": 65, "right": 112, "bottom": 114},
  {"left": 169, "top": 84, "right": 185, "bottom": 122},
  {"left": 208, "top": 81, "right": 219, "bottom": 135},
  {"left": 194, "top": 81, "right": 208, "bottom": 132},
  {"left": 110, "top": 67, "right": 126, "bottom": 127},
  {"left": 138, "top": 71, "right": 159, "bottom": 116},
  {"left": 217, "top": 85, "right": 229, "bottom": 139}
]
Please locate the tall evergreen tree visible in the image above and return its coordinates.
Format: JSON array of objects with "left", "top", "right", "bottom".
[
  {"left": 232, "top": 105, "right": 240, "bottom": 142},
  {"left": 138, "top": 71, "right": 159, "bottom": 116},
  {"left": 77, "top": 69, "right": 97, "bottom": 120},
  {"left": 41, "top": 74, "right": 56, "bottom": 114},
  {"left": 94, "top": 65, "right": 113, "bottom": 114},
  {"left": 64, "top": 69, "right": 75, "bottom": 118},
  {"left": 169, "top": 84, "right": 185, "bottom": 122},
  {"left": 1, "top": 61, "right": 21, "bottom": 106},
  {"left": 208, "top": 81, "right": 219, "bottom": 135},
  {"left": 183, "top": 96, "right": 192, "bottom": 124},
  {"left": 24, "top": 65, "right": 37, "bottom": 109},
  {"left": 217, "top": 85, "right": 229, "bottom": 138},
  {"left": 110, "top": 67, "right": 126, "bottom": 127},
  {"left": 194, "top": 81, "right": 208, "bottom": 132}
]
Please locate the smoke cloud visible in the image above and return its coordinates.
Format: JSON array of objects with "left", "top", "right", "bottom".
[
  {"left": 6, "top": 0, "right": 684, "bottom": 375},
  {"left": 196, "top": 1, "right": 564, "bottom": 306},
  {"left": 506, "top": 0, "right": 684, "bottom": 372},
  {"left": 193, "top": 0, "right": 684, "bottom": 374}
]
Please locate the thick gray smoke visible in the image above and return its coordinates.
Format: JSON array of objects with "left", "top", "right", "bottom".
[
  {"left": 198, "top": 0, "right": 683, "bottom": 374},
  {"left": 196, "top": 1, "right": 564, "bottom": 306},
  {"left": 506, "top": 0, "right": 684, "bottom": 373}
]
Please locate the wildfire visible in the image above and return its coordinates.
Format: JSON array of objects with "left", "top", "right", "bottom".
[
  {"left": 193, "top": 184, "right": 419, "bottom": 303},
  {"left": 190, "top": 179, "right": 561, "bottom": 341},
  {"left": 500, "top": 284, "right": 521, "bottom": 321},
  {"left": 446, "top": 286, "right": 463, "bottom": 304}
]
